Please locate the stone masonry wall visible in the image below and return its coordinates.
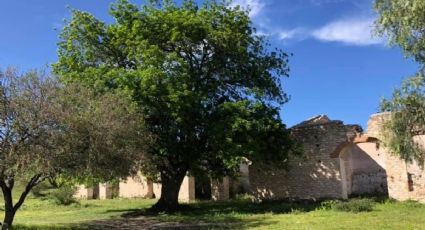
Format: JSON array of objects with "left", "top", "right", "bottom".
[
  {"left": 249, "top": 117, "right": 360, "bottom": 201},
  {"left": 367, "top": 113, "right": 425, "bottom": 203},
  {"left": 76, "top": 173, "right": 196, "bottom": 202},
  {"left": 74, "top": 185, "right": 94, "bottom": 199},
  {"left": 119, "top": 173, "right": 153, "bottom": 198},
  {"left": 344, "top": 143, "right": 388, "bottom": 196}
]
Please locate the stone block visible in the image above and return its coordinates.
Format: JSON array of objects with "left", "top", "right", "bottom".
[{"left": 74, "top": 185, "right": 94, "bottom": 199}]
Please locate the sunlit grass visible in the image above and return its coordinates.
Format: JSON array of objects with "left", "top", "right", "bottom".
[{"left": 1, "top": 195, "right": 424, "bottom": 229}]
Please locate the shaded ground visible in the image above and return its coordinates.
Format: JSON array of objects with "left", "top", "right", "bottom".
[
  {"left": 81, "top": 199, "right": 312, "bottom": 230},
  {"left": 85, "top": 217, "right": 238, "bottom": 230}
]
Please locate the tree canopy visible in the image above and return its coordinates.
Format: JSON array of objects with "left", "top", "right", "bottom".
[
  {"left": 375, "top": 0, "right": 425, "bottom": 167},
  {"left": 375, "top": 0, "right": 425, "bottom": 63},
  {"left": 0, "top": 69, "right": 151, "bottom": 228},
  {"left": 54, "top": 0, "right": 299, "bottom": 211}
]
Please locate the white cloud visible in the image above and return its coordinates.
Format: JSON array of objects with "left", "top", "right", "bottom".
[
  {"left": 277, "top": 28, "right": 308, "bottom": 41},
  {"left": 311, "top": 17, "right": 385, "bottom": 46},
  {"left": 231, "top": 0, "right": 266, "bottom": 18},
  {"left": 229, "top": 1, "right": 385, "bottom": 47}
]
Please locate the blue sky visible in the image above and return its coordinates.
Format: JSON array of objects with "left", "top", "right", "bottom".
[{"left": 0, "top": 0, "right": 420, "bottom": 129}]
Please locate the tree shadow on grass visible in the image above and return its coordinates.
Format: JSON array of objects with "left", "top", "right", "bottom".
[
  {"left": 14, "top": 199, "right": 320, "bottom": 229},
  {"left": 12, "top": 224, "right": 84, "bottom": 230},
  {"left": 122, "top": 198, "right": 321, "bottom": 217},
  {"left": 91, "top": 200, "right": 319, "bottom": 229}
]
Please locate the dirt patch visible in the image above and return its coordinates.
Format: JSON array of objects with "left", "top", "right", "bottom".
[{"left": 84, "top": 216, "right": 236, "bottom": 229}]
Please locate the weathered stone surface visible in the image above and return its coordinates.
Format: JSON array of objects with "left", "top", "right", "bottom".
[
  {"left": 249, "top": 117, "right": 360, "bottom": 201},
  {"left": 74, "top": 185, "right": 94, "bottom": 199},
  {"left": 211, "top": 177, "right": 230, "bottom": 201},
  {"left": 178, "top": 176, "right": 196, "bottom": 202},
  {"left": 366, "top": 113, "right": 425, "bottom": 203},
  {"left": 99, "top": 183, "right": 118, "bottom": 199},
  {"left": 119, "top": 173, "right": 153, "bottom": 198},
  {"left": 345, "top": 143, "right": 388, "bottom": 196}
]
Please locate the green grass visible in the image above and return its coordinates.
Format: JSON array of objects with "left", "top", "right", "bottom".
[
  {"left": 2, "top": 196, "right": 425, "bottom": 229},
  {"left": 11, "top": 198, "right": 156, "bottom": 229}
]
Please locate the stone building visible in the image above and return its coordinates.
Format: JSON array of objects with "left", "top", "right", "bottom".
[
  {"left": 249, "top": 113, "right": 425, "bottom": 203},
  {"left": 75, "top": 113, "right": 425, "bottom": 203}
]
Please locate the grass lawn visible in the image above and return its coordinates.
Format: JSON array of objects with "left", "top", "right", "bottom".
[{"left": 3, "top": 196, "right": 425, "bottom": 229}]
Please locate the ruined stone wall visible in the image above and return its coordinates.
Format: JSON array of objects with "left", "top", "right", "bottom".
[
  {"left": 249, "top": 118, "right": 360, "bottom": 201},
  {"left": 119, "top": 173, "right": 153, "bottom": 198},
  {"left": 384, "top": 136, "right": 425, "bottom": 202},
  {"left": 76, "top": 173, "right": 196, "bottom": 202},
  {"left": 367, "top": 113, "right": 425, "bottom": 203},
  {"left": 344, "top": 143, "right": 388, "bottom": 196},
  {"left": 74, "top": 185, "right": 94, "bottom": 199}
]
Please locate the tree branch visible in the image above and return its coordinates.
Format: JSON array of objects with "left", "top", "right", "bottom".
[{"left": 13, "top": 174, "right": 43, "bottom": 212}]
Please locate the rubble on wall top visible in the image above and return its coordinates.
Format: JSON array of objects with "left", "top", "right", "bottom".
[
  {"left": 292, "top": 115, "right": 336, "bottom": 128},
  {"left": 291, "top": 114, "right": 363, "bottom": 133}
]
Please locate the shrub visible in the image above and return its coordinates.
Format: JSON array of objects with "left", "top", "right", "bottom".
[
  {"left": 332, "top": 198, "right": 375, "bottom": 213},
  {"left": 49, "top": 185, "right": 78, "bottom": 206},
  {"left": 30, "top": 182, "right": 51, "bottom": 198},
  {"left": 318, "top": 200, "right": 340, "bottom": 211}
]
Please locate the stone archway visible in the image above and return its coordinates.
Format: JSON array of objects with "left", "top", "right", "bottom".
[{"left": 331, "top": 135, "right": 388, "bottom": 198}]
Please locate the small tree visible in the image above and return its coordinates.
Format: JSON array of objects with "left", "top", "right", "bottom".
[
  {"left": 0, "top": 69, "right": 151, "bottom": 228},
  {"left": 380, "top": 73, "right": 425, "bottom": 166}
]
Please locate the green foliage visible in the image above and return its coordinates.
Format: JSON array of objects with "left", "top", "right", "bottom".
[
  {"left": 0, "top": 68, "right": 152, "bottom": 226},
  {"left": 49, "top": 186, "right": 78, "bottom": 206},
  {"left": 234, "top": 193, "right": 255, "bottom": 201},
  {"left": 30, "top": 182, "right": 51, "bottom": 198},
  {"left": 375, "top": 0, "right": 425, "bottom": 167},
  {"left": 54, "top": 0, "right": 300, "bottom": 207},
  {"left": 380, "top": 74, "right": 425, "bottom": 166},
  {"left": 330, "top": 198, "right": 375, "bottom": 213},
  {"left": 318, "top": 199, "right": 340, "bottom": 211},
  {"left": 375, "top": 0, "right": 425, "bottom": 64}
]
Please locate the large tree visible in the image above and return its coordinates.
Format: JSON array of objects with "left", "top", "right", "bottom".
[
  {"left": 375, "top": 0, "right": 425, "bottom": 166},
  {"left": 54, "top": 0, "right": 299, "bottom": 211},
  {"left": 0, "top": 69, "right": 150, "bottom": 228}
]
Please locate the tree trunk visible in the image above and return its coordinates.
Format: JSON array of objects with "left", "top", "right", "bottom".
[
  {"left": 149, "top": 169, "right": 187, "bottom": 212},
  {"left": 1, "top": 183, "right": 15, "bottom": 230},
  {"left": 2, "top": 209, "right": 15, "bottom": 230},
  {"left": 0, "top": 175, "right": 40, "bottom": 229}
]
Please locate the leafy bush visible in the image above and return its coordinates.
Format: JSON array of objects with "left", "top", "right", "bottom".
[
  {"left": 332, "top": 198, "right": 375, "bottom": 213},
  {"left": 49, "top": 186, "right": 78, "bottom": 206},
  {"left": 30, "top": 182, "right": 51, "bottom": 198},
  {"left": 318, "top": 200, "right": 340, "bottom": 211}
]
